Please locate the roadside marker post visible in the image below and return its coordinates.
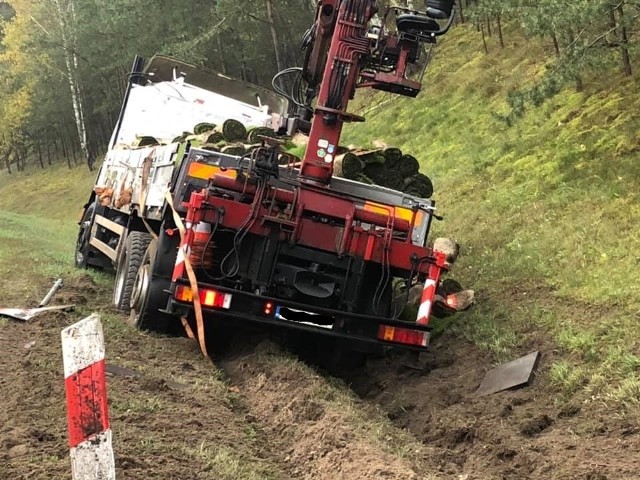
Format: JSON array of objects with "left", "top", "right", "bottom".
[{"left": 61, "top": 314, "right": 116, "bottom": 480}]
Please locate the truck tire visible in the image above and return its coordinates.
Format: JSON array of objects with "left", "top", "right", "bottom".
[
  {"left": 75, "top": 202, "right": 96, "bottom": 268},
  {"left": 113, "top": 231, "right": 152, "bottom": 311},
  {"left": 128, "top": 237, "right": 176, "bottom": 333}
]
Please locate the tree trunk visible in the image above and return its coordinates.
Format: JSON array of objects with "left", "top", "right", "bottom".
[
  {"left": 480, "top": 24, "right": 489, "bottom": 54},
  {"left": 496, "top": 13, "right": 504, "bottom": 48},
  {"left": 216, "top": 34, "right": 228, "bottom": 74},
  {"left": 37, "top": 141, "right": 44, "bottom": 169},
  {"left": 16, "top": 147, "right": 25, "bottom": 172},
  {"left": 566, "top": 30, "right": 583, "bottom": 92},
  {"left": 265, "top": 0, "right": 283, "bottom": 72},
  {"left": 59, "top": 128, "right": 69, "bottom": 158},
  {"left": 457, "top": 0, "right": 465, "bottom": 24},
  {"left": 52, "top": 0, "right": 92, "bottom": 171},
  {"left": 551, "top": 32, "right": 560, "bottom": 56},
  {"left": 46, "top": 130, "right": 52, "bottom": 165},
  {"left": 486, "top": 17, "right": 491, "bottom": 37},
  {"left": 3, "top": 142, "right": 12, "bottom": 174},
  {"left": 616, "top": 4, "right": 632, "bottom": 76}
]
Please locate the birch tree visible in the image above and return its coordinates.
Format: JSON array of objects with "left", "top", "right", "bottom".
[{"left": 49, "top": 0, "right": 92, "bottom": 169}]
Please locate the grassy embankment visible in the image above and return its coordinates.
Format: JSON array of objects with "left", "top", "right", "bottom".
[
  {"left": 2, "top": 23, "right": 639, "bottom": 409},
  {"left": 344, "top": 23, "right": 640, "bottom": 405},
  {"left": 0, "top": 165, "right": 98, "bottom": 305}
]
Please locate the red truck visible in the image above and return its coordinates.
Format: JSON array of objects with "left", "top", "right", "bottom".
[{"left": 76, "top": 0, "right": 470, "bottom": 362}]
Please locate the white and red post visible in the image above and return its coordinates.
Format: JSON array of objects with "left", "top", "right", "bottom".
[
  {"left": 61, "top": 314, "right": 116, "bottom": 480},
  {"left": 416, "top": 251, "right": 447, "bottom": 326}
]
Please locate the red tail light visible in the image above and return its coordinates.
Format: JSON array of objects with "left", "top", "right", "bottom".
[
  {"left": 174, "top": 285, "right": 232, "bottom": 309},
  {"left": 377, "top": 325, "right": 429, "bottom": 347}
]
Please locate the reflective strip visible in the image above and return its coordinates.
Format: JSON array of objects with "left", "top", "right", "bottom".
[
  {"left": 417, "top": 279, "right": 437, "bottom": 325},
  {"left": 61, "top": 315, "right": 105, "bottom": 379},
  {"left": 70, "top": 429, "right": 115, "bottom": 480},
  {"left": 364, "top": 201, "right": 414, "bottom": 222},
  {"left": 64, "top": 359, "right": 109, "bottom": 448}
]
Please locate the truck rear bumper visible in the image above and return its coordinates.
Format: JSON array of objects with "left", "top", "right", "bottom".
[{"left": 165, "top": 281, "right": 431, "bottom": 352}]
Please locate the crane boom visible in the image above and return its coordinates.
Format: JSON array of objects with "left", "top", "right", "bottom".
[{"left": 298, "top": 0, "right": 456, "bottom": 185}]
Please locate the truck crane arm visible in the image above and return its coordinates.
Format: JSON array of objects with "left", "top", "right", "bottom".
[{"left": 292, "top": 0, "right": 456, "bottom": 185}]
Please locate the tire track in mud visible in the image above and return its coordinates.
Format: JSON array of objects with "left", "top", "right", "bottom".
[
  {"left": 6, "top": 274, "right": 638, "bottom": 480},
  {"left": 215, "top": 328, "right": 640, "bottom": 480},
  {"left": 343, "top": 334, "right": 640, "bottom": 480},
  {"left": 217, "top": 339, "right": 443, "bottom": 480},
  {"left": 0, "top": 276, "right": 297, "bottom": 480}
]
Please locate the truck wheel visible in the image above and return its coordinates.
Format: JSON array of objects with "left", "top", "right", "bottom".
[
  {"left": 129, "top": 238, "right": 176, "bottom": 333},
  {"left": 75, "top": 202, "right": 96, "bottom": 268},
  {"left": 113, "top": 231, "right": 152, "bottom": 311}
]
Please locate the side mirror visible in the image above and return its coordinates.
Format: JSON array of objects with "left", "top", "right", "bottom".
[{"left": 425, "top": 0, "right": 455, "bottom": 20}]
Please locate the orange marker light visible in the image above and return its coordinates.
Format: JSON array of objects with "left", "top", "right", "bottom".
[{"left": 377, "top": 325, "right": 429, "bottom": 347}]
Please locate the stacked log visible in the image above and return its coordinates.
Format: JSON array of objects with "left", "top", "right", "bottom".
[
  {"left": 132, "top": 120, "right": 434, "bottom": 198},
  {"left": 334, "top": 147, "right": 433, "bottom": 198},
  {"left": 185, "top": 120, "right": 288, "bottom": 158}
]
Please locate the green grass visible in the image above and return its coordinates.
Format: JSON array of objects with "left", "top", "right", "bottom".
[
  {"left": 186, "top": 443, "right": 284, "bottom": 480},
  {"left": 344, "top": 24, "right": 640, "bottom": 404},
  {"left": 0, "top": 163, "right": 99, "bottom": 305}
]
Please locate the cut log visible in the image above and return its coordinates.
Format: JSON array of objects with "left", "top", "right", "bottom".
[
  {"left": 359, "top": 152, "right": 386, "bottom": 165},
  {"left": 194, "top": 123, "right": 216, "bottom": 135},
  {"left": 404, "top": 173, "right": 434, "bottom": 198},
  {"left": 133, "top": 136, "right": 160, "bottom": 147},
  {"left": 382, "top": 171, "right": 404, "bottom": 190},
  {"left": 363, "top": 163, "right": 386, "bottom": 184},
  {"left": 247, "top": 126, "right": 276, "bottom": 144},
  {"left": 355, "top": 173, "right": 373, "bottom": 185},
  {"left": 341, "top": 153, "right": 363, "bottom": 178},
  {"left": 171, "top": 131, "right": 192, "bottom": 143},
  {"left": 204, "top": 132, "right": 225, "bottom": 144},
  {"left": 201, "top": 143, "right": 220, "bottom": 152},
  {"left": 220, "top": 143, "right": 247, "bottom": 156},
  {"left": 291, "top": 133, "right": 309, "bottom": 147},
  {"left": 383, "top": 147, "right": 403, "bottom": 168},
  {"left": 398, "top": 154, "right": 420, "bottom": 176},
  {"left": 219, "top": 119, "right": 247, "bottom": 142}
]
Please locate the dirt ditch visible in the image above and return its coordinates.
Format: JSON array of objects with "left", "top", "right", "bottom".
[
  {"left": 2, "top": 274, "right": 640, "bottom": 479},
  {"left": 345, "top": 334, "right": 640, "bottom": 480}
]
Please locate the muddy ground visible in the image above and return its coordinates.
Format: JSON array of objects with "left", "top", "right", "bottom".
[{"left": 1, "top": 275, "right": 639, "bottom": 479}]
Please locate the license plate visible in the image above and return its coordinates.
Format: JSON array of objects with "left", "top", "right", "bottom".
[{"left": 275, "top": 306, "right": 334, "bottom": 330}]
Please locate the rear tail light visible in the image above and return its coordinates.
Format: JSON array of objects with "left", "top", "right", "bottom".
[
  {"left": 377, "top": 325, "right": 429, "bottom": 347},
  {"left": 174, "top": 285, "right": 232, "bottom": 309}
]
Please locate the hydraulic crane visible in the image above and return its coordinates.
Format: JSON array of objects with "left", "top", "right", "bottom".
[{"left": 295, "top": 0, "right": 456, "bottom": 185}]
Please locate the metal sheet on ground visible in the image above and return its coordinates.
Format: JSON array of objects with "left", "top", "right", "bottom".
[
  {"left": 476, "top": 351, "right": 541, "bottom": 396},
  {"left": 0, "top": 305, "right": 75, "bottom": 322}
]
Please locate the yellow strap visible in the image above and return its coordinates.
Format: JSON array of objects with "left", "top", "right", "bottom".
[
  {"left": 181, "top": 316, "right": 196, "bottom": 340},
  {"left": 165, "top": 191, "right": 210, "bottom": 359}
]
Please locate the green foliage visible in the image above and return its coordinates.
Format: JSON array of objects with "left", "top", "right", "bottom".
[
  {"left": 0, "top": 0, "right": 316, "bottom": 172},
  {"left": 345, "top": 24, "right": 640, "bottom": 404},
  {"left": 465, "top": 0, "right": 637, "bottom": 118}
]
